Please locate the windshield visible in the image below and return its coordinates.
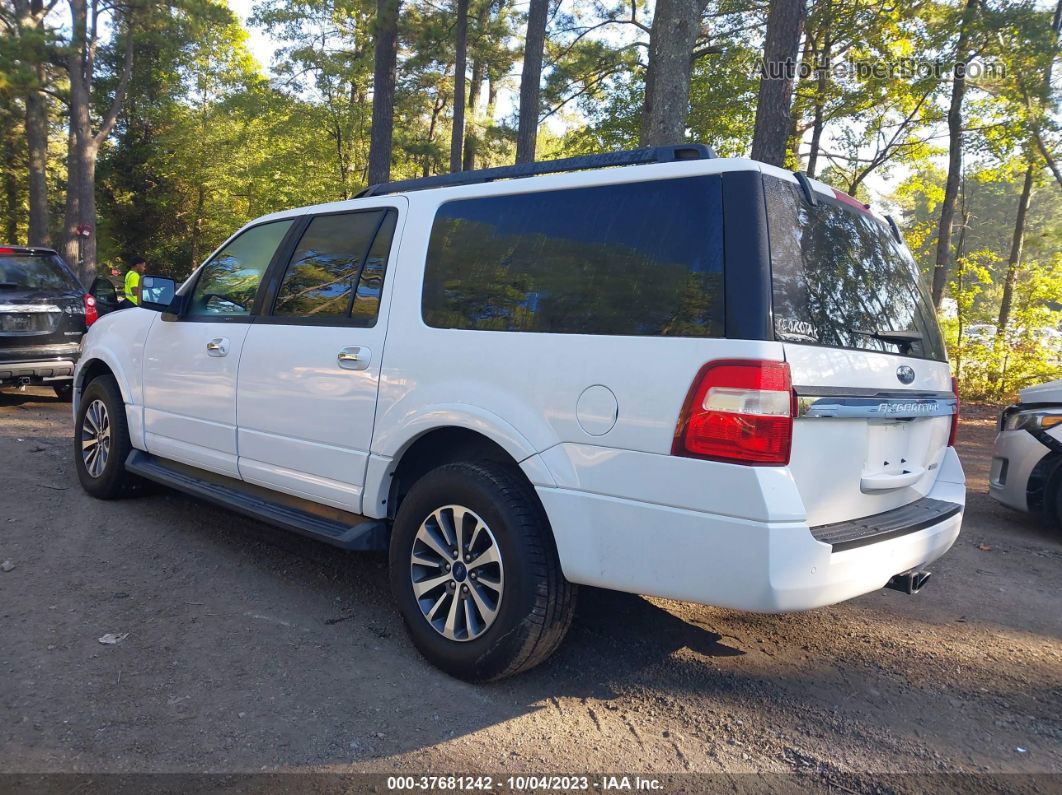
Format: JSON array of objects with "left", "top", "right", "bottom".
[
  {"left": 764, "top": 175, "right": 946, "bottom": 361},
  {"left": 0, "top": 254, "right": 80, "bottom": 293}
]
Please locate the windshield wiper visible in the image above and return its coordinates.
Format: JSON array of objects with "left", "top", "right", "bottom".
[
  {"left": 0, "top": 281, "right": 21, "bottom": 290},
  {"left": 850, "top": 328, "right": 923, "bottom": 354}
]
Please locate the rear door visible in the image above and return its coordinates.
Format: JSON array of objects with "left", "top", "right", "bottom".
[
  {"left": 763, "top": 173, "right": 955, "bottom": 526},
  {"left": 141, "top": 219, "right": 296, "bottom": 477},
  {"left": 0, "top": 251, "right": 84, "bottom": 364},
  {"left": 235, "top": 199, "right": 404, "bottom": 512}
]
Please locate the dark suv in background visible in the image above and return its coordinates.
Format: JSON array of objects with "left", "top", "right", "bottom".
[{"left": 0, "top": 245, "right": 116, "bottom": 401}]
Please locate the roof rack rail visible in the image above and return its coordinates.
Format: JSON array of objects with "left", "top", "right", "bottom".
[{"left": 356, "top": 144, "right": 717, "bottom": 198}]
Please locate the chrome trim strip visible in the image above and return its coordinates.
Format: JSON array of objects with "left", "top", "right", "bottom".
[
  {"left": 797, "top": 394, "right": 957, "bottom": 420},
  {"left": 0, "top": 304, "right": 63, "bottom": 313},
  {"left": 794, "top": 386, "right": 955, "bottom": 399}
]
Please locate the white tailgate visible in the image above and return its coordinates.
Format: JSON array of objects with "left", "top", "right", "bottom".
[{"left": 785, "top": 344, "right": 954, "bottom": 526}]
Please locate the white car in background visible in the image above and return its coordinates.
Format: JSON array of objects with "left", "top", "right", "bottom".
[
  {"left": 962, "top": 323, "right": 997, "bottom": 346},
  {"left": 990, "top": 379, "right": 1062, "bottom": 527},
  {"left": 71, "top": 146, "right": 966, "bottom": 680}
]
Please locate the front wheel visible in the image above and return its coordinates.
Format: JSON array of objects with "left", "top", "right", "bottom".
[
  {"left": 389, "top": 461, "right": 576, "bottom": 681},
  {"left": 74, "top": 375, "right": 138, "bottom": 499}
]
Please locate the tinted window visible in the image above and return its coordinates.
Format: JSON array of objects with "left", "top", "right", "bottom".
[
  {"left": 422, "top": 177, "right": 724, "bottom": 337},
  {"left": 0, "top": 254, "right": 79, "bottom": 292},
  {"left": 350, "top": 211, "right": 397, "bottom": 326},
  {"left": 764, "top": 176, "right": 946, "bottom": 361},
  {"left": 189, "top": 220, "right": 294, "bottom": 316},
  {"left": 273, "top": 211, "right": 387, "bottom": 318}
]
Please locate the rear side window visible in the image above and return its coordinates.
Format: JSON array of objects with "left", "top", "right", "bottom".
[
  {"left": 273, "top": 210, "right": 387, "bottom": 318},
  {"left": 764, "top": 176, "right": 946, "bottom": 361},
  {"left": 0, "top": 254, "right": 79, "bottom": 292},
  {"left": 422, "top": 176, "right": 724, "bottom": 337}
]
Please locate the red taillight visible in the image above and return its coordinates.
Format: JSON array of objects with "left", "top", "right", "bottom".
[
  {"left": 672, "top": 359, "right": 794, "bottom": 465},
  {"left": 83, "top": 293, "right": 98, "bottom": 327},
  {"left": 0, "top": 247, "right": 16, "bottom": 254},
  {"left": 949, "top": 376, "right": 959, "bottom": 447}
]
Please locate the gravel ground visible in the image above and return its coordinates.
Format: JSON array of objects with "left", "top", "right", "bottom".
[{"left": 1, "top": 388, "right": 1060, "bottom": 786}]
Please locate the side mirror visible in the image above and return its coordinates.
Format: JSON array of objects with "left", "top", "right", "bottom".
[{"left": 140, "top": 275, "right": 177, "bottom": 312}]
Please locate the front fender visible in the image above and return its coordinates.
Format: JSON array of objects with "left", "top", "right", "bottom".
[{"left": 74, "top": 309, "right": 157, "bottom": 445}]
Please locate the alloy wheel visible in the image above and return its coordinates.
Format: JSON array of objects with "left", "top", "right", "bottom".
[
  {"left": 81, "top": 398, "right": 111, "bottom": 478},
  {"left": 409, "top": 504, "right": 504, "bottom": 642}
]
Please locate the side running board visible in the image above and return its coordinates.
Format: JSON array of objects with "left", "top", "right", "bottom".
[{"left": 125, "top": 450, "right": 387, "bottom": 551}]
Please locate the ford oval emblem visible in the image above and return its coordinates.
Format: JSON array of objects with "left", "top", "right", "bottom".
[{"left": 896, "top": 365, "right": 916, "bottom": 385}]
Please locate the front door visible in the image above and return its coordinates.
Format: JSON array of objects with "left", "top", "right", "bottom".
[
  {"left": 141, "top": 218, "right": 297, "bottom": 477},
  {"left": 235, "top": 200, "right": 404, "bottom": 512}
]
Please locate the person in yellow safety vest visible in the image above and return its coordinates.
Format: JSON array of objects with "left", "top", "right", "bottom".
[{"left": 121, "top": 256, "right": 146, "bottom": 308}]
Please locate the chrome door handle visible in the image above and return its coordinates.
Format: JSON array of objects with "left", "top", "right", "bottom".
[
  {"left": 338, "top": 346, "right": 370, "bottom": 370},
  {"left": 206, "top": 338, "right": 229, "bottom": 357}
]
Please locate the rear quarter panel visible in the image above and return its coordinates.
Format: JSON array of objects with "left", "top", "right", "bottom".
[{"left": 369, "top": 164, "right": 788, "bottom": 517}]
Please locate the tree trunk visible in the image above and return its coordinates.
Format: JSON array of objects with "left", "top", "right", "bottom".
[
  {"left": 367, "top": 0, "right": 401, "bottom": 185},
  {"left": 64, "top": 0, "right": 134, "bottom": 283},
  {"left": 786, "top": 16, "right": 819, "bottom": 167},
  {"left": 639, "top": 0, "right": 709, "bottom": 147},
  {"left": 449, "top": 0, "right": 469, "bottom": 173},
  {"left": 2, "top": 120, "right": 19, "bottom": 243},
  {"left": 463, "top": 56, "right": 485, "bottom": 172},
  {"left": 751, "top": 0, "right": 808, "bottom": 166},
  {"left": 67, "top": 0, "right": 97, "bottom": 282},
  {"left": 424, "top": 93, "right": 445, "bottom": 177},
  {"left": 189, "top": 183, "right": 205, "bottom": 267},
  {"left": 515, "top": 0, "right": 548, "bottom": 163},
  {"left": 930, "top": 0, "right": 979, "bottom": 308},
  {"left": 1031, "top": 0, "right": 1062, "bottom": 186},
  {"left": 996, "top": 163, "right": 1035, "bottom": 335},
  {"left": 25, "top": 71, "right": 50, "bottom": 246},
  {"left": 805, "top": 27, "right": 832, "bottom": 178},
  {"left": 63, "top": 120, "right": 80, "bottom": 269},
  {"left": 486, "top": 71, "right": 498, "bottom": 119},
  {"left": 13, "top": 0, "right": 51, "bottom": 246}
]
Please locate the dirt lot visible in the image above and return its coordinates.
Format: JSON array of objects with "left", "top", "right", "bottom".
[{"left": 1, "top": 388, "right": 1060, "bottom": 786}]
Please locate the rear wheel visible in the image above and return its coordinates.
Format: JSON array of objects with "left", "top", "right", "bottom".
[
  {"left": 389, "top": 461, "right": 576, "bottom": 681},
  {"left": 53, "top": 383, "right": 73, "bottom": 402},
  {"left": 74, "top": 375, "right": 138, "bottom": 499}
]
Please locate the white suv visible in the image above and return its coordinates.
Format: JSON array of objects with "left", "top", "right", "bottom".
[{"left": 72, "top": 146, "right": 965, "bottom": 680}]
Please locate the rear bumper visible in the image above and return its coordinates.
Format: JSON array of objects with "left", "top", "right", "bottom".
[
  {"left": 535, "top": 446, "right": 965, "bottom": 613},
  {"left": 0, "top": 357, "right": 78, "bottom": 385}
]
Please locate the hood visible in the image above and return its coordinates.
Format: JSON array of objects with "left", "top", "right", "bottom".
[{"left": 1020, "top": 378, "right": 1062, "bottom": 405}]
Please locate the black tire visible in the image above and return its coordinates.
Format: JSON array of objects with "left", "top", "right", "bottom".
[
  {"left": 53, "top": 382, "right": 73, "bottom": 402},
  {"left": 74, "top": 374, "right": 137, "bottom": 499},
  {"left": 389, "top": 460, "right": 576, "bottom": 682},
  {"left": 1051, "top": 469, "right": 1062, "bottom": 530}
]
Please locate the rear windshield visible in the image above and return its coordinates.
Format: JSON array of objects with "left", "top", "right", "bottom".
[
  {"left": 0, "top": 254, "right": 80, "bottom": 293},
  {"left": 764, "top": 176, "right": 946, "bottom": 361},
  {"left": 422, "top": 176, "right": 725, "bottom": 337}
]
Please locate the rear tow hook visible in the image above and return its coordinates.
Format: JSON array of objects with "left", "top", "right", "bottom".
[{"left": 886, "top": 569, "right": 931, "bottom": 594}]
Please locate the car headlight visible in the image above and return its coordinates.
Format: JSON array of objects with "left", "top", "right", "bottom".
[{"left": 1002, "top": 408, "right": 1062, "bottom": 432}]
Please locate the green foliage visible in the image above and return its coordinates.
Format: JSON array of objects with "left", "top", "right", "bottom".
[{"left": 943, "top": 251, "right": 1062, "bottom": 401}]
